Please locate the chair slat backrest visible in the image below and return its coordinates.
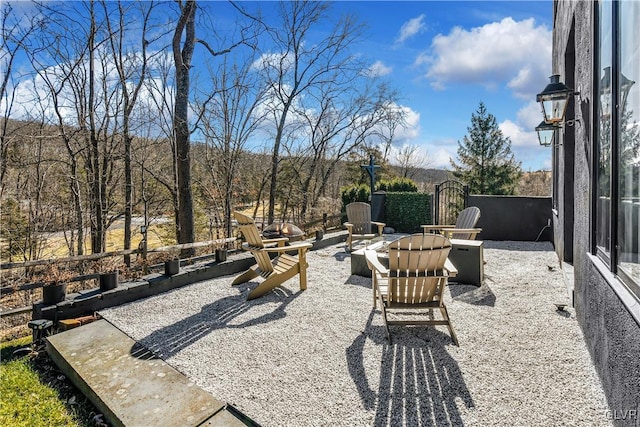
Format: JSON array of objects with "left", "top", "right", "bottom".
[
  {"left": 346, "top": 202, "right": 372, "bottom": 234},
  {"left": 452, "top": 206, "right": 481, "bottom": 239},
  {"left": 386, "top": 234, "right": 451, "bottom": 305},
  {"left": 233, "top": 212, "right": 273, "bottom": 275}
]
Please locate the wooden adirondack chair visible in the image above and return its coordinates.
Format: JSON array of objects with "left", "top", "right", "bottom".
[
  {"left": 365, "top": 233, "right": 459, "bottom": 345},
  {"left": 421, "top": 206, "right": 482, "bottom": 240},
  {"left": 344, "top": 202, "right": 385, "bottom": 251},
  {"left": 232, "top": 212, "right": 312, "bottom": 300}
]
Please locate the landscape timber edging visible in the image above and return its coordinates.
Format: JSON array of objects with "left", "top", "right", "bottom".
[{"left": 32, "top": 230, "right": 348, "bottom": 322}]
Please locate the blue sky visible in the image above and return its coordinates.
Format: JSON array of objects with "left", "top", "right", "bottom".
[
  {"left": 4, "top": 0, "right": 554, "bottom": 171},
  {"left": 322, "top": 1, "right": 554, "bottom": 171}
]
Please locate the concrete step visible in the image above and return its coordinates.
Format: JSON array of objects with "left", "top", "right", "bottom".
[{"left": 46, "top": 319, "right": 252, "bottom": 427}]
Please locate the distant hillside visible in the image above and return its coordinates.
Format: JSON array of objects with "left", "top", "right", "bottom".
[
  {"left": 411, "top": 168, "right": 453, "bottom": 188},
  {"left": 387, "top": 166, "right": 453, "bottom": 193},
  {"left": 388, "top": 166, "right": 550, "bottom": 197}
]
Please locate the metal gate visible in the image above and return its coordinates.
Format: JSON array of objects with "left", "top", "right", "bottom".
[{"left": 434, "top": 180, "right": 469, "bottom": 225}]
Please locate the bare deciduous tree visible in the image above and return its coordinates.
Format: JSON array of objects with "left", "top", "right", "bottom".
[
  {"left": 395, "top": 144, "right": 431, "bottom": 179},
  {"left": 259, "top": 1, "right": 366, "bottom": 224},
  {"left": 1, "top": 4, "right": 40, "bottom": 192},
  {"left": 103, "top": 0, "right": 167, "bottom": 264},
  {"left": 291, "top": 79, "right": 403, "bottom": 222},
  {"left": 197, "top": 52, "right": 268, "bottom": 239},
  {"left": 172, "top": 0, "right": 197, "bottom": 255},
  {"left": 172, "top": 0, "right": 257, "bottom": 255}
]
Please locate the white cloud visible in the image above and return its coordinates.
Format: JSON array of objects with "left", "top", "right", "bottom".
[
  {"left": 421, "top": 17, "right": 551, "bottom": 99},
  {"left": 500, "top": 100, "right": 548, "bottom": 149},
  {"left": 517, "top": 100, "right": 545, "bottom": 129},
  {"left": 396, "top": 14, "right": 427, "bottom": 44},
  {"left": 499, "top": 119, "right": 537, "bottom": 148},
  {"left": 499, "top": 107, "right": 552, "bottom": 171},
  {"left": 420, "top": 138, "right": 458, "bottom": 169},
  {"left": 3, "top": 51, "right": 179, "bottom": 140},
  {"left": 396, "top": 105, "right": 421, "bottom": 141},
  {"left": 387, "top": 141, "right": 453, "bottom": 170},
  {"left": 367, "top": 60, "right": 393, "bottom": 77},
  {"left": 252, "top": 51, "right": 293, "bottom": 74},
  {"left": 432, "top": 145, "right": 456, "bottom": 169},
  {"left": 507, "top": 66, "right": 544, "bottom": 99},
  {"left": 369, "top": 103, "right": 420, "bottom": 141}
]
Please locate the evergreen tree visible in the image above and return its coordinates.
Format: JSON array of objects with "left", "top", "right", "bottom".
[{"left": 451, "top": 102, "right": 522, "bottom": 195}]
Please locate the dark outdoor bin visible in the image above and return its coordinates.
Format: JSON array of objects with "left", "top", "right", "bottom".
[
  {"left": 371, "top": 191, "right": 386, "bottom": 223},
  {"left": 99, "top": 272, "right": 118, "bottom": 291},
  {"left": 215, "top": 248, "right": 227, "bottom": 262},
  {"left": 164, "top": 259, "right": 180, "bottom": 276},
  {"left": 42, "top": 283, "right": 66, "bottom": 305}
]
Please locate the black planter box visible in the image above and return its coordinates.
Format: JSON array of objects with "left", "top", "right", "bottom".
[
  {"left": 164, "top": 259, "right": 180, "bottom": 276},
  {"left": 215, "top": 249, "right": 227, "bottom": 263},
  {"left": 42, "top": 283, "right": 66, "bottom": 305},
  {"left": 99, "top": 272, "right": 119, "bottom": 291}
]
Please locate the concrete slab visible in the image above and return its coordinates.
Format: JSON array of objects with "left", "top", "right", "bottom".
[{"left": 46, "top": 319, "right": 240, "bottom": 427}]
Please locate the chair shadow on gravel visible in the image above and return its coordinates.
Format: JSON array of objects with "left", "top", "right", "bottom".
[
  {"left": 346, "top": 312, "right": 474, "bottom": 426},
  {"left": 129, "top": 282, "right": 300, "bottom": 360},
  {"left": 333, "top": 250, "right": 350, "bottom": 262},
  {"left": 448, "top": 283, "right": 496, "bottom": 307},
  {"left": 344, "top": 274, "right": 372, "bottom": 290}
]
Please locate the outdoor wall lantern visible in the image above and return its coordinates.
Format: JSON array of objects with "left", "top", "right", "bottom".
[
  {"left": 536, "top": 74, "right": 578, "bottom": 125},
  {"left": 535, "top": 120, "right": 556, "bottom": 147}
]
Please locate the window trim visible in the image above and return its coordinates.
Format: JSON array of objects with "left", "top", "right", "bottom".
[
  {"left": 592, "top": 0, "right": 639, "bottom": 294},
  {"left": 591, "top": 0, "right": 599, "bottom": 256},
  {"left": 610, "top": 0, "right": 620, "bottom": 270}
]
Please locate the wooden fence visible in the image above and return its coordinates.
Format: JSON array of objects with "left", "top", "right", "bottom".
[{"left": 0, "top": 212, "right": 346, "bottom": 323}]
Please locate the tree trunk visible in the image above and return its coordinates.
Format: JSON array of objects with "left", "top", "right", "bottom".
[
  {"left": 88, "top": 2, "right": 104, "bottom": 254},
  {"left": 173, "top": 0, "right": 196, "bottom": 256}
]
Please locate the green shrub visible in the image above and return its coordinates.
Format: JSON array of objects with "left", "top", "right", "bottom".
[
  {"left": 384, "top": 192, "right": 431, "bottom": 233},
  {"left": 340, "top": 184, "right": 370, "bottom": 210},
  {"left": 377, "top": 177, "right": 418, "bottom": 192}
]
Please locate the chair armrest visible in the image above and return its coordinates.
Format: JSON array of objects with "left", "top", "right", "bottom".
[
  {"left": 262, "top": 241, "right": 312, "bottom": 254},
  {"left": 262, "top": 237, "right": 289, "bottom": 247},
  {"left": 364, "top": 249, "right": 388, "bottom": 276},
  {"left": 343, "top": 222, "right": 353, "bottom": 230},
  {"left": 421, "top": 224, "right": 456, "bottom": 232},
  {"left": 441, "top": 228, "right": 482, "bottom": 239},
  {"left": 372, "top": 221, "right": 385, "bottom": 234},
  {"left": 445, "top": 258, "right": 458, "bottom": 277}
]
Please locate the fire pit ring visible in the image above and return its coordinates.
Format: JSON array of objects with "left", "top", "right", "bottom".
[{"left": 262, "top": 222, "right": 305, "bottom": 242}]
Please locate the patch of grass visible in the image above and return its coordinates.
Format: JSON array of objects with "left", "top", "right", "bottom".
[
  {"left": 0, "top": 338, "right": 100, "bottom": 427},
  {"left": 0, "top": 358, "right": 78, "bottom": 426},
  {"left": 38, "top": 222, "right": 171, "bottom": 259}
]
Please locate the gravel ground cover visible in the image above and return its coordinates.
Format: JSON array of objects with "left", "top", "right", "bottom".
[{"left": 100, "top": 239, "right": 611, "bottom": 427}]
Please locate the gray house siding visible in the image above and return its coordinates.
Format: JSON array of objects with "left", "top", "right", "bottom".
[{"left": 553, "top": 1, "right": 640, "bottom": 425}]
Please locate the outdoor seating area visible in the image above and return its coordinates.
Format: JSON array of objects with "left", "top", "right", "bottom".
[
  {"left": 98, "top": 238, "right": 610, "bottom": 426},
  {"left": 422, "top": 206, "right": 483, "bottom": 240},
  {"left": 232, "top": 211, "right": 312, "bottom": 300},
  {"left": 365, "top": 233, "right": 460, "bottom": 345},
  {"left": 344, "top": 202, "right": 386, "bottom": 251}
]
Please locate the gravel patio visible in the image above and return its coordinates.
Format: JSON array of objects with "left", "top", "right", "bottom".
[{"left": 99, "top": 239, "right": 611, "bottom": 426}]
